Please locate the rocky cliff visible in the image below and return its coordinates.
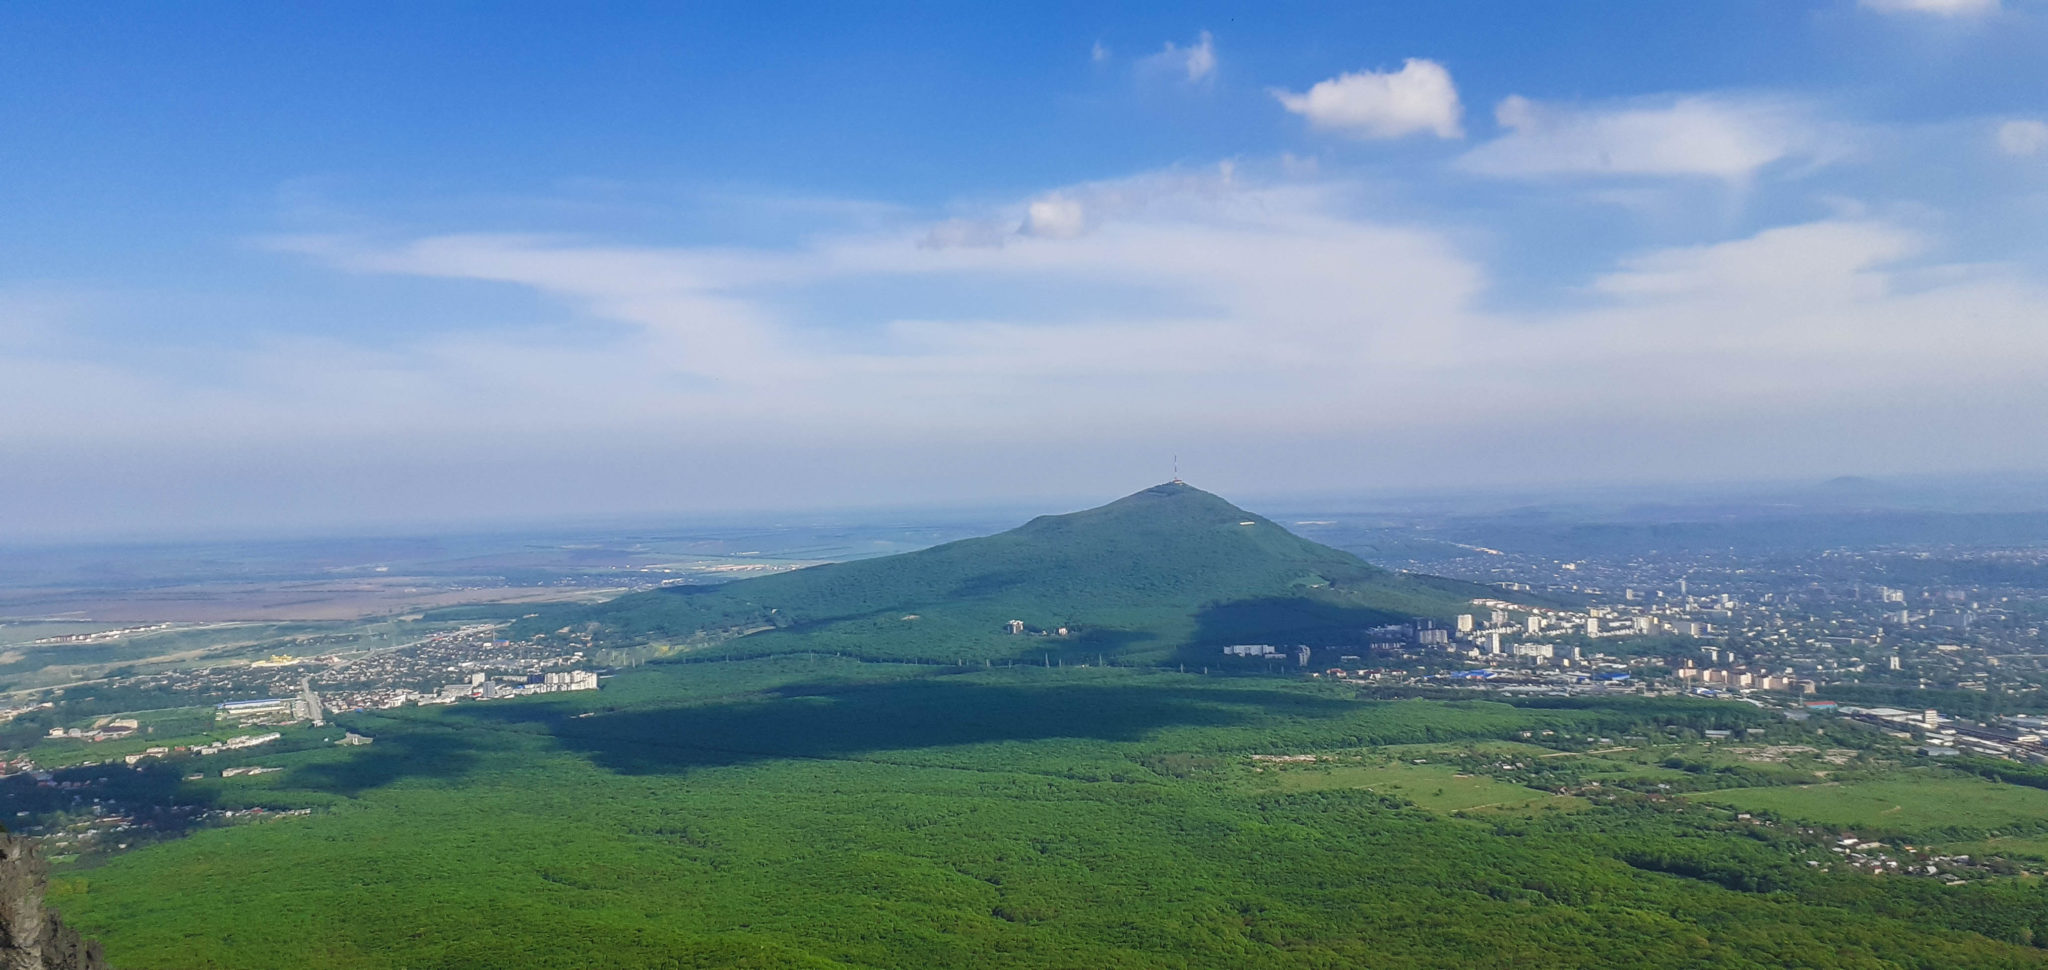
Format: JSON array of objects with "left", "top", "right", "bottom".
[{"left": 0, "top": 836, "right": 108, "bottom": 970}]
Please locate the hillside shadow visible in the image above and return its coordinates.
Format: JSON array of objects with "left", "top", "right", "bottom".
[
  {"left": 288, "top": 725, "right": 486, "bottom": 797},
  {"left": 1004, "top": 627, "right": 1161, "bottom": 666},
  {"left": 441, "top": 675, "right": 1355, "bottom": 778},
  {"left": 2, "top": 762, "right": 224, "bottom": 848},
  {"left": 1191, "top": 596, "right": 1407, "bottom": 648}
]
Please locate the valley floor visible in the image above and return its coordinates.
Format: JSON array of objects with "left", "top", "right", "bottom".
[{"left": 43, "top": 657, "right": 2048, "bottom": 969}]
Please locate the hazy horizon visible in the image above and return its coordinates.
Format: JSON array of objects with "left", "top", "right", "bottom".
[{"left": 9, "top": 468, "right": 2048, "bottom": 548}]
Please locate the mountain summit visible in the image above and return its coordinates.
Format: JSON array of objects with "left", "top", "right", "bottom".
[{"left": 523, "top": 484, "right": 1487, "bottom": 663}]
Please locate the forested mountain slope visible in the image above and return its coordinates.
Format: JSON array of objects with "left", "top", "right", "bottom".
[{"left": 517, "top": 483, "right": 1490, "bottom": 663}]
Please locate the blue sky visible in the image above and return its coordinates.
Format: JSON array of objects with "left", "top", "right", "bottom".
[{"left": 3, "top": 1, "right": 2047, "bottom": 537}]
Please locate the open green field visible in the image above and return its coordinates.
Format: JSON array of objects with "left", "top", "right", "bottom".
[
  {"left": 1691, "top": 773, "right": 2048, "bottom": 836},
  {"left": 1955, "top": 834, "right": 2048, "bottom": 864},
  {"left": 31, "top": 656, "right": 2048, "bottom": 970},
  {"left": 1263, "top": 758, "right": 1585, "bottom": 814}
]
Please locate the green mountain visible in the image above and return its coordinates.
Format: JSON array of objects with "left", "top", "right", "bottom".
[{"left": 523, "top": 482, "right": 1490, "bottom": 664}]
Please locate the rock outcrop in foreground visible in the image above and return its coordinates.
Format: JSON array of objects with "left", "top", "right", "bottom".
[{"left": 0, "top": 836, "right": 109, "bottom": 970}]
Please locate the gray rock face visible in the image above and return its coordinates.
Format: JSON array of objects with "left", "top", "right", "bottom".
[{"left": 0, "top": 836, "right": 108, "bottom": 970}]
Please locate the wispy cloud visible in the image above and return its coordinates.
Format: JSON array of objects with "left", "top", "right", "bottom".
[
  {"left": 1998, "top": 119, "right": 2048, "bottom": 157},
  {"left": 1860, "top": 0, "right": 2000, "bottom": 16},
  {"left": 8, "top": 159, "right": 2048, "bottom": 533},
  {"left": 1139, "top": 30, "right": 1214, "bottom": 83},
  {"left": 1459, "top": 93, "right": 1841, "bottom": 181},
  {"left": 72, "top": 171, "right": 2042, "bottom": 461}
]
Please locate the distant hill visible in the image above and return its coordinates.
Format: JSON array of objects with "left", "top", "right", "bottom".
[{"left": 517, "top": 483, "right": 1491, "bottom": 664}]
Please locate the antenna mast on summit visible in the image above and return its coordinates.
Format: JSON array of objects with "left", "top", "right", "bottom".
[{"left": 1172, "top": 455, "right": 1182, "bottom": 484}]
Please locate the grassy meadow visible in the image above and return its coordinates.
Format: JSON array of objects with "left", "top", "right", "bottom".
[{"left": 1692, "top": 774, "right": 2048, "bottom": 837}]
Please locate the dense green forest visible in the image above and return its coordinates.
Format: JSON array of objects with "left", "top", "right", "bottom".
[{"left": 45, "top": 656, "right": 2048, "bottom": 969}]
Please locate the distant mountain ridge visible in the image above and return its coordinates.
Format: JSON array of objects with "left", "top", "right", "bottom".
[{"left": 519, "top": 483, "right": 1489, "bottom": 663}]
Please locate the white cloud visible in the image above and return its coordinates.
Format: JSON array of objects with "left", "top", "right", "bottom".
[
  {"left": 1182, "top": 32, "right": 1215, "bottom": 82},
  {"left": 1861, "top": 0, "right": 2000, "bottom": 15},
  {"left": 268, "top": 189, "right": 2048, "bottom": 459},
  {"left": 1273, "top": 59, "right": 1463, "bottom": 140},
  {"left": 13, "top": 167, "right": 2048, "bottom": 534},
  {"left": 1139, "top": 31, "right": 1214, "bottom": 83},
  {"left": 1589, "top": 221, "right": 1922, "bottom": 304},
  {"left": 1459, "top": 93, "right": 1833, "bottom": 181},
  {"left": 1557, "top": 220, "right": 2046, "bottom": 410},
  {"left": 1020, "top": 194, "right": 1089, "bottom": 238},
  {"left": 1998, "top": 119, "right": 2048, "bottom": 157},
  {"left": 152, "top": 185, "right": 2048, "bottom": 448},
  {"left": 1090, "top": 40, "right": 1109, "bottom": 64}
]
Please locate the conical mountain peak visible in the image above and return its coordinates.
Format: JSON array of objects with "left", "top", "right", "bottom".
[
  {"left": 1012, "top": 481, "right": 1261, "bottom": 536},
  {"left": 522, "top": 484, "right": 1487, "bottom": 663}
]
